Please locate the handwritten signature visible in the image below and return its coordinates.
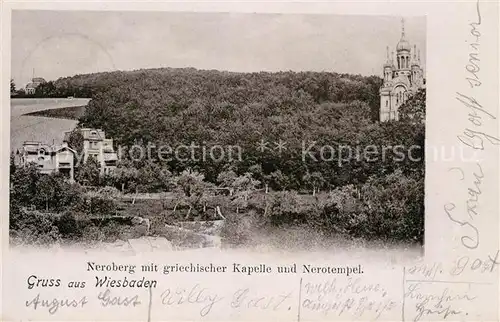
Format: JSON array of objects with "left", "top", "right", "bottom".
[
  {"left": 445, "top": 162, "right": 483, "bottom": 249},
  {"left": 97, "top": 289, "right": 141, "bottom": 307},
  {"left": 25, "top": 293, "right": 88, "bottom": 315},
  {"left": 160, "top": 283, "right": 223, "bottom": 317},
  {"left": 405, "top": 283, "right": 475, "bottom": 322},
  {"left": 456, "top": 93, "right": 499, "bottom": 150},
  {"left": 414, "top": 302, "right": 462, "bottom": 322},
  {"left": 465, "top": 0, "right": 481, "bottom": 88}
]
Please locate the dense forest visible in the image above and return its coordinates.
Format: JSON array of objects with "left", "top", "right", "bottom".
[
  {"left": 77, "top": 68, "right": 423, "bottom": 187},
  {"left": 11, "top": 67, "right": 425, "bottom": 245}
]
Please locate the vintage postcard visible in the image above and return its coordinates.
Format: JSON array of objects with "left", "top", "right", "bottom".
[{"left": 1, "top": 1, "right": 499, "bottom": 321}]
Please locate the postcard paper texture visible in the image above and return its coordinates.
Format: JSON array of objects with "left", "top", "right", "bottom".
[{"left": 1, "top": 1, "right": 499, "bottom": 321}]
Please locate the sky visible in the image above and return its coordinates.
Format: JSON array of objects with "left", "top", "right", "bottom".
[{"left": 12, "top": 10, "right": 426, "bottom": 87}]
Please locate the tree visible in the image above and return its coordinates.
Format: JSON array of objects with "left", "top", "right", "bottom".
[
  {"left": 249, "top": 164, "right": 271, "bottom": 193},
  {"left": 266, "top": 190, "right": 310, "bottom": 226},
  {"left": 16, "top": 88, "right": 26, "bottom": 97},
  {"left": 174, "top": 169, "right": 206, "bottom": 198},
  {"left": 83, "top": 189, "right": 117, "bottom": 216},
  {"left": 10, "top": 162, "right": 40, "bottom": 209},
  {"left": 136, "top": 161, "right": 172, "bottom": 192},
  {"left": 28, "top": 172, "right": 83, "bottom": 213},
  {"left": 216, "top": 170, "right": 260, "bottom": 212},
  {"left": 231, "top": 173, "right": 260, "bottom": 214},
  {"left": 66, "top": 129, "right": 84, "bottom": 157},
  {"left": 360, "top": 170, "right": 424, "bottom": 242},
  {"left": 35, "top": 81, "right": 57, "bottom": 98},
  {"left": 36, "top": 175, "right": 57, "bottom": 212},
  {"left": 157, "top": 166, "right": 173, "bottom": 192},
  {"left": 10, "top": 79, "right": 16, "bottom": 94},
  {"left": 10, "top": 152, "right": 16, "bottom": 176},
  {"left": 111, "top": 160, "right": 139, "bottom": 193},
  {"left": 75, "top": 156, "right": 101, "bottom": 186},
  {"left": 172, "top": 169, "right": 214, "bottom": 218},
  {"left": 217, "top": 170, "right": 237, "bottom": 196},
  {"left": 399, "top": 88, "right": 426, "bottom": 124},
  {"left": 9, "top": 209, "right": 61, "bottom": 245},
  {"left": 232, "top": 173, "right": 260, "bottom": 201},
  {"left": 270, "top": 170, "right": 289, "bottom": 191},
  {"left": 303, "top": 171, "right": 325, "bottom": 196},
  {"left": 57, "top": 211, "right": 81, "bottom": 238}
]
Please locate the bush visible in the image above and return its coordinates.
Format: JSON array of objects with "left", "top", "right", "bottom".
[
  {"left": 9, "top": 209, "right": 61, "bottom": 245},
  {"left": 56, "top": 211, "right": 84, "bottom": 238},
  {"left": 81, "top": 224, "right": 106, "bottom": 244}
]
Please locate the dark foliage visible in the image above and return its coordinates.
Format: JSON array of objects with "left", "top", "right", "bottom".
[{"left": 10, "top": 67, "right": 425, "bottom": 245}]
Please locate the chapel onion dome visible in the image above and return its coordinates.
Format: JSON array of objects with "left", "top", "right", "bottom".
[
  {"left": 396, "top": 38, "right": 411, "bottom": 52},
  {"left": 396, "top": 18, "right": 411, "bottom": 52}
]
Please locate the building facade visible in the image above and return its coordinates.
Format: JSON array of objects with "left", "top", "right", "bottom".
[
  {"left": 379, "top": 20, "right": 425, "bottom": 122},
  {"left": 25, "top": 77, "right": 46, "bottom": 95},
  {"left": 19, "top": 141, "right": 76, "bottom": 181},
  {"left": 64, "top": 128, "right": 118, "bottom": 175}
]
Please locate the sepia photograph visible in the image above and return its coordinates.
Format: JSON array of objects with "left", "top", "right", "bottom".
[
  {"left": 10, "top": 10, "right": 426, "bottom": 258},
  {"left": 3, "top": 1, "right": 500, "bottom": 321}
]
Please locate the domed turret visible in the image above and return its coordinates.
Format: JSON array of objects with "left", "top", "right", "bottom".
[
  {"left": 383, "top": 47, "right": 393, "bottom": 83},
  {"left": 396, "top": 38, "right": 410, "bottom": 52},
  {"left": 396, "top": 18, "right": 410, "bottom": 52},
  {"left": 396, "top": 18, "right": 411, "bottom": 70}
]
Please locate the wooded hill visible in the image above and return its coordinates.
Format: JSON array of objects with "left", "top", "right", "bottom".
[
  {"left": 11, "top": 67, "right": 425, "bottom": 244},
  {"left": 66, "top": 68, "right": 424, "bottom": 189}
]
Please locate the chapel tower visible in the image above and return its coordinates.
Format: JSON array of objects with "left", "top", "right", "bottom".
[{"left": 379, "top": 19, "right": 425, "bottom": 122}]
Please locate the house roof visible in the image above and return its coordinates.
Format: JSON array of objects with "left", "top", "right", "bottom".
[
  {"left": 75, "top": 128, "right": 106, "bottom": 141},
  {"left": 63, "top": 128, "right": 107, "bottom": 142},
  {"left": 22, "top": 141, "right": 75, "bottom": 155},
  {"left": 22, "top": 141, "right": 47, "bottom": 152},
  {"left": 23, "top": 145, "right": 43, "bottom": 153},
  {"left": 51, "top": 145, "right": 76, "bottom": 154}
]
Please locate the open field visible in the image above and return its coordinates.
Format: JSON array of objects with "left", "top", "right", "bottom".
[
  {"left": 11, "top": 98, "right": 90, "bottom": 117},
  {"left": 10, "top": 98, "right": 90, "bottom": 151},
  {"left": 24, "top": 105, "right": 86, "bottom": 120}
]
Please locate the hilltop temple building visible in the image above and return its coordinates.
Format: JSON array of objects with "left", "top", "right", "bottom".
[
  {"left": 379, "top": 19, "right": 425, "bottom": 122},
  {"left": 25, "top": 77, "right": 46, "bottom": 95}
]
